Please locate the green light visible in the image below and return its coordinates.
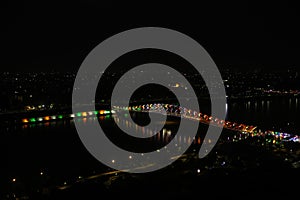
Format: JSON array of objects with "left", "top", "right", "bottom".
[
  {"left": 58, "top": 115, "right": 63, "bottom": 119},
  {"left": 137, "top": 107, "right": 141, "bottom": 111},
  {"left": 76, "top": 113, "right": 81, "bottom": 117},
  {"left": 94, "top": 111, "right": 98, "bottom": 115},
  {"left": 104, "top": 110, "right": 110, "bottom": 114},
  {"left": 124, "top": 113, "right": 128, "bottom": 117},
  {"left": 30, "top": 118, "right": 36, "bottom": 122}
]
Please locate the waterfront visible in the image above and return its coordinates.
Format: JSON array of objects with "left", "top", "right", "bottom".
[
  {"left": 227, "top": 96, "right": 300, "bottom": 134},
  {"left": 2, "top": 97, "right": 300, "bottom": 198}
]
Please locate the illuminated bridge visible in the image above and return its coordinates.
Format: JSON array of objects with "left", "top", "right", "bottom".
[{"left": 20, "top": 103, "right": 299, "bottom": 143}]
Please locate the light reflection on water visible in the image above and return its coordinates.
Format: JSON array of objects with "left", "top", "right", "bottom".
[
  {"left": 227, "top": 97, "right": 300, "bottom": 132},
  {"left": 20, "top": 114, "right": 203, "bottom": 147},
  {"left": 79, "top": 114, "right": 202, "bottom": 146}
]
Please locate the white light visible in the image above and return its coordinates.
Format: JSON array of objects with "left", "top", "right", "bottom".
[
  {"left": 129, "top": 155, "right": 132, "bottom": 159},
  {"left": 112, "top": 160, "right": 115, "bottom": 163},
  {"left": 70, "top": 114, "right": 75, "bottom": 118},
  {"left": 197, "top": 169, "right": 201, "bottom": 173},
  {"left": 40, "top": 172, "right": 43, "bottom": 175}
]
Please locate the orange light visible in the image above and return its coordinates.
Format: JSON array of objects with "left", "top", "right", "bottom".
[
  {"left": 99, "top": 110, "right": 105, "bottom": 115},
  {"left": 44, "top": 116, "right": 50, "bottom": 121},
  {"left": 99, "top": 116, "right": 105, "bottom": 120},
  {"left": 22, "top": 118, "right": 29, "bottom": 123},
  {"left": 82, "top": 112, "right": 87, "bottom": 117}
]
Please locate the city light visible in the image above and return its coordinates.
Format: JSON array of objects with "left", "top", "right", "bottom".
[
  {"left": 16, "top": 104, "right": 299, "bottom": 145},
  {"left": 82, "top": 112, "right": 87, "bottom": 117},
  {"left": 99, "top": 110, "right": 105, "bottom": 115}
]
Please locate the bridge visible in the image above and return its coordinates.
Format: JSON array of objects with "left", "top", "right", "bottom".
[
  {"left": 113, "top": 103, "right": 299, "bottom": 143},
  {"left": 20, "top": 103, "right": 299, "bottom": 143}
]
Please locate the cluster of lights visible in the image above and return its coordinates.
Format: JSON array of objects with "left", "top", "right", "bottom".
[
  {"left": 114, "top": 104, "right": 256, "bottom": 131},
  {"left": 21, "top": 110, "right": 116, "bottom": 124},
  {"left": 113, "top": 103, "right": 300, "bottom": 144}
]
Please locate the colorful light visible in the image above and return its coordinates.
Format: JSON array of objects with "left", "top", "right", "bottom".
[
  {"left": 14, "top": 103, "right": 300, "bottom": 144},
  {"left": 82, "top": 112, "right": 87, "bottom": 117},
  {"left": 22, "top": 118, "right": 29, "bottom": 123}
]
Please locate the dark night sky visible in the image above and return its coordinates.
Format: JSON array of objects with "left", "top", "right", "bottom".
[{"left": 1, "top": 1, "right": 300, "bottom": 72}]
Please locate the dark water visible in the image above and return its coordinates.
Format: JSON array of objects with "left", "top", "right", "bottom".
[
  {"left": 2, "top": 97, "right": 300, "bottom": 198},
  {"left": 1, "top": 114, "right": 206, "bottom": 195},
  {"left": 226, "top": 96, "right": 300, "bottom": 134}
]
